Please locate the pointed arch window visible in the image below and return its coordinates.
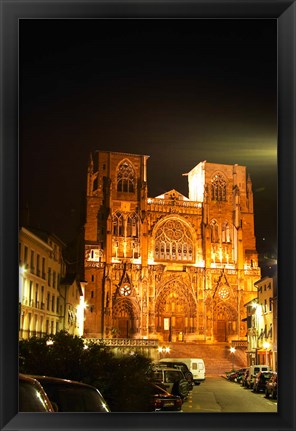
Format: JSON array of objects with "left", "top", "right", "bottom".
[
  {"left": 113, "top": 211, "right": 124, "bottom": 236},
  {"left": 222, "top": 221, "right": 231, "bottom": 243},
  {"left": 117, "top": 160, "right": 135, "bottom": 193},
  {"left": 113, "top": 211, "right": 140, "bottom": 239},
  {"left": 126, "top": 213, "right": 140, "bottom": 237},
  {"left": 211, "top": 173, "right": 227, "bottom": 201},
  {"left": 210, "top": 220, "right": 219, "bottom": 243}
]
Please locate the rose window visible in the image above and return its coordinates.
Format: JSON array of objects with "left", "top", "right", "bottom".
[
  {"left": 218, "top": 286, "right": 230, "bottom": 300},
  {"left": 154, "top": 218, "right": 193, "bottom": 262}
]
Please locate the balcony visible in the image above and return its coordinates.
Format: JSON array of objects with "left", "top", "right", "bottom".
[{"left": 86, "top": 338, "right": 158, "bottom": 347}]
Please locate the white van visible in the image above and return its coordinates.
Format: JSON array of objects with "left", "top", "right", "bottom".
[
  {"left": 159, "top": 358, "right": 205, "bottom": 385},
  {"left": 246, "top": 364, "right": 271, "bottom": 389}
]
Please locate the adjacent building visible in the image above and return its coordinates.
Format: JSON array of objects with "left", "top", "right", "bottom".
[
  {"left": 244, "top": 275, "right": 277, "bottom": 370},
  {"left": 255, "top": 275, "right": 277, "bottom": 370},
  {"left": 19, "top": 227, "right": 85, "bottom": 339},
  {"left": 83, "top": 151, "right": 261, "bottom": 344}
]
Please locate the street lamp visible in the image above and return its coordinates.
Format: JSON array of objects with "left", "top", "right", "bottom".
[
  {"left": 158, "top": 346, "right": 171, "bottom": 358},
  {"left": 230, "top": 347, "right": 236, "bottom": 371},
  {"left": 263, "top": 341, "right": 270, "bottom": 365}
]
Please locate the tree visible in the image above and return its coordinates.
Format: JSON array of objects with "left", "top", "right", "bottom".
[{"left": 19, "top": 332, "right": 153, "bottom": 411}]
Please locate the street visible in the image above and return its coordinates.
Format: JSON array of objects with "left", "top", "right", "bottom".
[{"left": 182, "top": 377, "right": 277, "bottom": 413}]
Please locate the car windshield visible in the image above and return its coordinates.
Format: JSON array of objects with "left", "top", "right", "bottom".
[
  {"left": 262, "top": 373, "right": 272, "bottom": 380},
  {"left": 165, "top": 371, "right": 182, "bottom": 382},
  {"left": 19, "top": 380, "right": 49, "bottom": 412},
  {"left": 149, "top": 385, "right": 168, "bottom": 396},
  {"left": 40, "top": 383, "right": 109, "bottom": 412}
]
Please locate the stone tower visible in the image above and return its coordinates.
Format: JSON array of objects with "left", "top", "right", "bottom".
[{"left": 84, "top": 152, "right": 260, "bottom": 343}]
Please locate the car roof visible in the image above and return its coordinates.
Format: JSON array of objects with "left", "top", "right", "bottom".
[
  {"left": 19, "top": 374, "right": 55, "bottom": 412},
  {"left": 28, "top": 375, "right": 97, "bottom": 389},
  {"left": 20, "top": 373, "right": 38, "bottom": 383},
  {"left": 153, "top": 366, "right": 183, "bottom": 372},
  {"left": 157, "top": 362, "right": 188, "bottom": 368}
]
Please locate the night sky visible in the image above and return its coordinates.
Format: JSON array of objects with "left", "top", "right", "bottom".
[{"left": 19, "top": 18, "right": 277, "bottom": 258}]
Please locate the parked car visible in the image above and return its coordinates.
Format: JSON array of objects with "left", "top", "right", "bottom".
[
  {"left": 240, "top": 368, "right": 250, "bottom": 387},
  {"left": 264, "top": 373, "right": 277, "bottom": 399},
  {"left": 159, "top": 357, "right": 205, "bottom": 385},
  {"left": 147, "top": 366, "right": 189, "bottom": 399},
  {"left": 253, "top": 371, "right": 274, "bottom": 393},
  {"left": 145, "top": 382, "right": 183, "bottom": 412},
  {"left": 227, "top": 368, "right": 247, "bottom": 383},
  {"left": 245, "top": 365, "right": 271, "bottom": 389},
  {"left": 30, "top": 375, "right": 110, "bottom": 412},
  {"left": 19, "top": 374, "right": 54, "bottom": 412},
  {"left": 154, "top": 361, "right": 194, "bottom": 390}
]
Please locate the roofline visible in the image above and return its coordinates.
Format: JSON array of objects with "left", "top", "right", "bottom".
[
  {"left": 95, "top": 150, "right": 150, "bottom": 159},
  {"left": 19, "top": 227, "right": 52, "bottom": 251}
]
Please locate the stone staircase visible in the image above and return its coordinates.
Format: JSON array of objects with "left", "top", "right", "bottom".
[{"left": 158, "top": 342, "right": 247, "bottom": 376}]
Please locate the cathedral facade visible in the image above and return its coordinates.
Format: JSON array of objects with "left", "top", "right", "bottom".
[{"left": 83, "top": 151, "right": 260, "bottom": 343}]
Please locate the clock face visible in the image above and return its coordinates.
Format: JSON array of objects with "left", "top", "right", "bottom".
[{"left": 119, "top": 284, "right": 131, "bottom": 296}]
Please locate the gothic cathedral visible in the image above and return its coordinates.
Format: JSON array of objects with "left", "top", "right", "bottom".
[{"left": 84, "top": 151, "right": 260, "bottom": 343}]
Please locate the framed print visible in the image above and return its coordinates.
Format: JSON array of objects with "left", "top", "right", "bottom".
[{"left": 1, "top": 1, "right": 295, "bottom": 431}]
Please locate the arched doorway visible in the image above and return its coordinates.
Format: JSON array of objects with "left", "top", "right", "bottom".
[
  {"left": 213, "top": 302, "right": 237, "bottom": 342},
  {"left": 112, "top": 298, "right": 137, "bottom": 338},
  {"left": 155, "top": 278, "right": 196, "bottom": 342}
]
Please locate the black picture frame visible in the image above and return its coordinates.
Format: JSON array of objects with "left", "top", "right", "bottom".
[{"left": 1, "top": 1, "right": 295, "bottom": 431}]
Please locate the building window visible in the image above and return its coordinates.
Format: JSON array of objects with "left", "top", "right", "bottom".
[
  {"left": 210, "top": 220, "right": 219, "bottom": 243},
  {"left": 29, "top": 281, "right": 33, "bottom": 306},
  {"left": 24, "top": 246, "right": 28, "bottom": 267},
  {"left": 222, "top": 221, "right": 231, "bottom": 243},
  {"left": 211, "top": 173, "right": 227, "bottom": 201},
  {"left": 36, "top": 254, "right": 40, "bottom": 276},
  {"left": 48, "top": 268, "right": 51, "bottom": 286},
  {"left": 47, "top": 293, "right": 50, "bottom": 311},
  {"left": 42, "top": 257, "right": 46, "bottom": 279},
  {"left": 35, "top": 284, "right": 39, "bottom": 308},
  {"left": 113, "top": 212, "right": 140, "bottom": 239},
  {"left": 126, "top": 213, "right": 140, "bottom": 237},
  {"left": 53, "top": 271, "right": 56, "bottom": 288},
  {"left": 117, "top": 160, "right": 135, "bottom": 193},
  {"left": 30, "top": 250, "right": 35, "bottom": 273},
  {"left": 113, "top": 211, "right": 124, "bottom": 236},
  {"left": 52, "top": 295, "right": 55, "bottom": 312},
  {"left": 41, "top": 286, "right": 44, "bottom": 308},
  {"left": 154, "top": 218, "right": 194, "bottom": 262}
]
